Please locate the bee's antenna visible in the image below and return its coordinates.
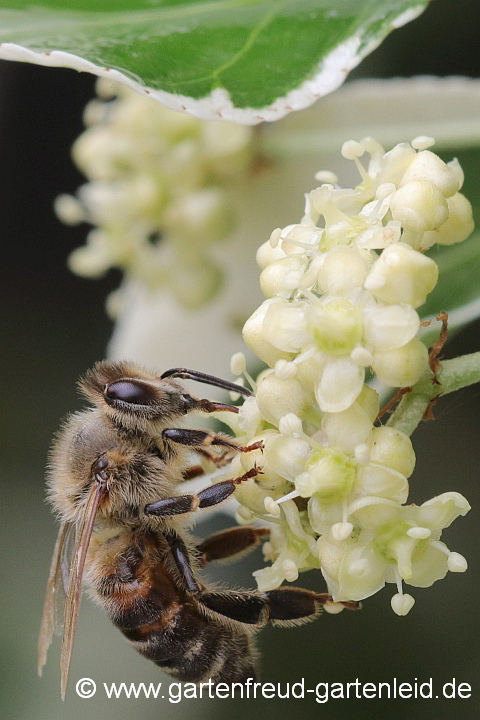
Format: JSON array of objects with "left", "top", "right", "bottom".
[{"left": 160, "top": 368, "right": 253, "bottom": 397}]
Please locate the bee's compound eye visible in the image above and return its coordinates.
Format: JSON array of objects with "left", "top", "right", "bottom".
[{"left": 104, "top": 380, "right": 156, "bottom": 405}]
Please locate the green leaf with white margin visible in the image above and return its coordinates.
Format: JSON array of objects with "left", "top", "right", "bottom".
[{"left": 0, "top": 0, "right": 427, "bottom": 124}]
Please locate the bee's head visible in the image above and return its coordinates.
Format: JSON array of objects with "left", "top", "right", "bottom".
[{"left": 79, "top": 361, "right": 194, "bottom": 433}]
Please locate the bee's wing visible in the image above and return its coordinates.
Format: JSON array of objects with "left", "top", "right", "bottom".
[
  {"left": 60, "top": 482, "right": 105, "bottom": 700},
  {"left": 37, "top": 522, "right": 73, "bottom": 677}
]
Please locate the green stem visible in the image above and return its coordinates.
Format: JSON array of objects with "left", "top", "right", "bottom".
[{"left": 387, "top": 351, "right": 480, "bottom": 437}]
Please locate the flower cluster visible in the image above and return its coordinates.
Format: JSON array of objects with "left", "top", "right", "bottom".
[
  {"left": 55, "top": 80, "right": 253, "bottom": 314},
  {"left": 219, "top": 137, "right": 473, "bottom": 615}
]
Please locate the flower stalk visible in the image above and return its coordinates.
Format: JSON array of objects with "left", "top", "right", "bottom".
[{"left": 388, "top": 350, "right": 480, "bottom": 436}]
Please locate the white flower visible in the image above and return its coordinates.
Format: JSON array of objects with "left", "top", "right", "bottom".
[
  {"left": 57, "top": 80, "right": 253, "bottom": 314},
  {"left": 229, "top": 134, "right": 473, "bottom": 614},
  {"left": 317, "top": 491, "right": 470, "bottom": 608}
]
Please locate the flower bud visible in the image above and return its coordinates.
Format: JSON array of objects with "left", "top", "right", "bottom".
[
  {"left": 242, "top": 300, "right": 295, "bottom": 367},
  {"left": 260, "top": 256, "right": 307, "bottom": 298},
  {"left": 68, "top": 230, "right": 112, "bottom": 277},
  {"left": 309, "top": 299, "right": 363, "bottom": 356},
  {"left": 390, "top": 179, "right": 448, "bottom": 233},
  {"left": 364, "top": 243, "right": 439, "bottom": 309},
  {"left": 295, "top": 351, "right": 328, "bottom": 390},
  {"left": 316, "top": 358, "right": 365, "bottom": 412},
  {"left": 447, "top": 158, "right": 464, "bottom": 190},
  {"left": 355, "top": 463, "right": 409, "bottom": 503},
  {"left": 318, "top": 246, "right": 370, "bottom": 295},
  {"left": 256, "top": 238, "right": 286, "bottom": 269},
  {"left": 363, "top": 304, "right": 420, "bottom": 351},
  {"left": 321, "top": 403, "right": 373, "bottom": 454},
  {"left": 399, "top": 150, "right": 460, "bottom": 198},
  {"left": 355, "top": 385, "right": 380, "bottom": 422},
  {"left": 377, "top": 143, "right": 416, "bottom": 186},
  {"left": 256, "top": 372, "right": 313, "bottom": 426},
  {"left": 371, "top": 337, "right": 428, "bottom": 387},
  {"left": 237, "top": 396, "right": 263, "bottom": 437},
  {"left": 262, "top": 299, "right": 311, "bottom": 353},
  {"left": 368, "top": 426, "right": 416, "bottom": 478},
  {"left": 422, "top": 192, "right": 474, "bottom": 248},
  {"left": 265, "top": 433, "right": 311, "bottom": 482}
]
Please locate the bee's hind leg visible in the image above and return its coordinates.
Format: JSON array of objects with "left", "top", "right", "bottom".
[
  {"left": 196, "top": 526, "right": 271, "bottom": 567},
  {"left": 165, "top": 532, "right": 360, "bottom": 625},
  {"left": 197, "top": 588, "right": 361, "bottom": 626}
]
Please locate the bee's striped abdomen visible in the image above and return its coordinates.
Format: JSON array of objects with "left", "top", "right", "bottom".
[{"left": 86, "top": 529, "right": 257, "bottom": 684}]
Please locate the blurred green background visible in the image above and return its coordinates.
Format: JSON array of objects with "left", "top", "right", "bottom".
[{"left": 1, "top": 1, "right": 479, "bottom": 718}]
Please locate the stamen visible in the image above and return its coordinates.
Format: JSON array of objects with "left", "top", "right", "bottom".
[
  {"left": 391, "top": 592, "right": 415, "bottom": 616},
  {"left": 354, "top": 443, "right": 370, "bottom": 465},
  {"left": 351, "top": 347, "right": 373, "bottom": 366},
  {"left": 315, "top": 170, "right": 339, "bottom": 184},
  {"left": 407, "top": 526, "right": 431, "bottom": 540},
  {"left": 269, "top": 227, "right": 282, "bottom": 248},
  {"left": 230, "top": 352, "right": 246, "bottom": 376},
  {"left": 278, "top": 412, "right": 303, "bottom": 436},
  {"left": 229, "top": 375, "right": 245, "bottom": 401},
  {"left": 411, "top": 135, "right": 435, "bottom": 150},
  {"left": 428, "top": 539, "right": 450, "bottom": 555},
  {"left": 394, "top": 567, "right": 403, "bottom": 595},
  {"left": 264, "top": 496, "right": 281, "bottom": 516},
  {"left": 282, "top": 559, "right": 299, "bottom": 582},
  {"left": 276, "top": 488, "right": 301, "bottom": 505},
  {"left": 447, "top": 552, "right": 468, "bottom": 572},
  {"left": 331, "top": 522, "right": 353, "bottom": 542}
]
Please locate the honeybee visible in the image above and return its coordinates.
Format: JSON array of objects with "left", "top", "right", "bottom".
[{"left": 38, "top": 360, "right": 360, "bottom": 699}]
